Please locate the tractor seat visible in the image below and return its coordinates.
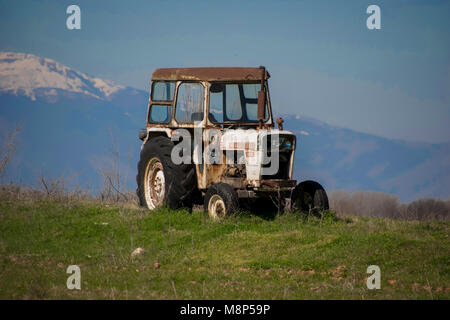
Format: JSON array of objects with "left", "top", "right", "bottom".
[{"left": 191, "top": 112, "right": 204, "bottom": 122}]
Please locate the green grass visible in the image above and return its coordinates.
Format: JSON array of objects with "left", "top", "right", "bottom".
[{"left": 0, "top": 198, "right": 448, "bottom": 299}]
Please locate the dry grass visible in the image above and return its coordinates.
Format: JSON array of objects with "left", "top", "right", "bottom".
[{"left": 0, "top": 123, "right": 20, "bottom": 180}]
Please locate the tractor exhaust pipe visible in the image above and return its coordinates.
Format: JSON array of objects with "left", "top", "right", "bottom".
[{"left": 257, "top": 66, "right": 266, "bottom": 129}]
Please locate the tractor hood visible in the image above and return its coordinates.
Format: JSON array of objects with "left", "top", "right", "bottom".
[{"left": 219, "top": 129, "right": 297, "bottom": 187}]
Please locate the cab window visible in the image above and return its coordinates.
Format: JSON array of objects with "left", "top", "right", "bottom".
[
  {"left": 208, "top": 83, "right": 268, "bottom": 123},
  {"left": 151, "top": 81, "right": 175, "bottom": 101},
  {"left": 175, "top": 82, "right": 205, "bottom": 123},
  {"left": 148, "top": 104, "right": 171, "bottom": 123}
]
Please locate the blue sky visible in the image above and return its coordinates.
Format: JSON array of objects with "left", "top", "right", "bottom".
[{"left": 1, "top": 0, "right": 449, "bottom": 143}]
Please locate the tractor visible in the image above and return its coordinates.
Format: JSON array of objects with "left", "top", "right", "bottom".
[{"left": 137, "top": 67, "right": 328, "bottom": 218}]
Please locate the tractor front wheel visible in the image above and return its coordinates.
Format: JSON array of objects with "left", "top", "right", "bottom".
[
  {"left": 204, "top": 183, "right": 239, "bottom": 219},
  {"left": 291, "top": 180, "right": 329, "bottom": 214}
]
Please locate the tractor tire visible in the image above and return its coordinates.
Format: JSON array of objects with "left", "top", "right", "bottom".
[
  {"left": 291, "top": 180, "right": 329, "bottom": 214},
  {"left": 204, "top": 183, "right": 239, "bottom": 219},
  {"left": 136, "top": 136, "right": 196, "bottom": 210}
]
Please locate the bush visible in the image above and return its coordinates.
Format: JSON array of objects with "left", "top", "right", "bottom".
[{"left": 329, "top": 190, "right": 450, "bottom": 221}]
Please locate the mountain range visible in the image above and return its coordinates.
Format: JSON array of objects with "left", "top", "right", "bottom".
[{"left": 0, "top": 51, "right": 449, "bottom": 202}]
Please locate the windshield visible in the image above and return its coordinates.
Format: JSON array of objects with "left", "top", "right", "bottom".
[{"left": 208, "top": 83, "right": 269, "bottom": 124}]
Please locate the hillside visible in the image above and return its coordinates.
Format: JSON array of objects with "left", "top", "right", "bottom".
[
  {"left": 1, "top": 51, "right": 449, "bottom": 202},
  {"left": 0, "top": 196, "right": 448, "bottom": 299}
]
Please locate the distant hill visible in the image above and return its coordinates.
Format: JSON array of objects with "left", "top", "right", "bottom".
[
  {"left": 281, "top": 114, "right": 450, "bottom": 202},
  {"left": 1, "top": 51, "right": 449, "bottom": 202}
]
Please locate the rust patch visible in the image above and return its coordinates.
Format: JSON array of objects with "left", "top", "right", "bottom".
[
  {"left": 226, "top": 141, "right": 256, "bottom": 150},
  {"left": 204, "top": 163, "right": 227, "bottom": 187},
  {"left": 152, "top": 67, "right": 270, "bottom": 81},
  {"left": 260, "top": 179, "right": 296, "bottom": 188},
  {"left": 276, "top": 117, "right": 284, "bottom": 130},
  {"left": 220, "top": 177, "right": 245, "bottom": 189}
]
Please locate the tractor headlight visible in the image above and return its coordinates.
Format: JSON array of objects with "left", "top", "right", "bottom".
[{"left": 262, "top": 134, "right": 295, "bottom": 152}]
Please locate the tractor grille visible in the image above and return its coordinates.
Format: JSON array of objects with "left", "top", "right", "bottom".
[{"left": 261, "top": 134, "right": 295, "bottom": 180}]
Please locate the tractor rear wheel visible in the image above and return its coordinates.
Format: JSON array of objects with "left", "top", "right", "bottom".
[{"left": 136, "top": 136, "right": 196, "bottom": 210}]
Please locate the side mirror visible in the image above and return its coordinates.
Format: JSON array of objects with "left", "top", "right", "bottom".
[{"left": 257, "top": 90, "right": 266, "bottom": 121}]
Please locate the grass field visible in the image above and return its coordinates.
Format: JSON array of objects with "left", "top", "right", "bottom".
[{"left": 0, "top": 196, "right": 449, "bottom": 299}]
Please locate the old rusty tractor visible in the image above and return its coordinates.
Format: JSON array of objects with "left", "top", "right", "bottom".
[{"left": 137, "top": 67, "right": 329, "bottom": 218}]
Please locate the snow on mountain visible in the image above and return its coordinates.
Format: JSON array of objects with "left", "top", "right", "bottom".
[{"left": 0, "top": 52, "right": 124, "bottom": 100}]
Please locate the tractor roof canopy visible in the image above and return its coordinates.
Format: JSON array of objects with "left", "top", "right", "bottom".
[{"left": 152, "top": 67, "right": 270, "bottom": 82}]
